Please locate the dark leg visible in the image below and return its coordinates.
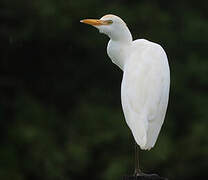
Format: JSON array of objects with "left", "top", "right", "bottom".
[
  {"left": 123, "top": 142, "right": 168, "bottom": 179},
  {"left": 134, "top": 142, "right": 142, "bottom": 176}
]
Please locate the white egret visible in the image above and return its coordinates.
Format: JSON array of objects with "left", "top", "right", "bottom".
[{"left": 80, "top": 14, "right": 170, "bottom": 174}]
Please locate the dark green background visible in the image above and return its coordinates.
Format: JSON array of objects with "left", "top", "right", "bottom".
[{"left": 1, "top": 0, "right": 208, "bottom": 180}]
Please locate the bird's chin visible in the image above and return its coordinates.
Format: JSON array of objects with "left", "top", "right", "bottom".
[
  {"left": 93, "top": 26, "right": 104, "bottom": 34},
  {"left": 95, "top": 27, "right": 103, "bottom": 34},
  {"left": 99, "top": 29, "right": 104, "bottom": 34},
  {"left": 94, "top": 26, "right": 109, "bottom": 37},
  {"left": 93, "top": 26, "right": 102, "bottom": 33}
]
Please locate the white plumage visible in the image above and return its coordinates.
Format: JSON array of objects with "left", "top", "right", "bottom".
[{"left": 81, "top": 14, "right": 170, "bottom": 150}]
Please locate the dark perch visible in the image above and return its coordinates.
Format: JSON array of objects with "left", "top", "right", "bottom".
[{"left": 123, "top": 173, "right": 168, "bottom": 180}]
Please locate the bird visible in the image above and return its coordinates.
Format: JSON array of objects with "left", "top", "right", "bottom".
[{"left": 80, "top": 14, "right": 170, "bottom": 174}]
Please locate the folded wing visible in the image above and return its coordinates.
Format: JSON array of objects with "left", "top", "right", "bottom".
[{"left": 121, "top": 40, "right": 170, "bottom": 150}]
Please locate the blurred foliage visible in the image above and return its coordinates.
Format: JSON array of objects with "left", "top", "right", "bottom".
[{"left": 0, "top": 0, "right": 208, "bottom": 180}]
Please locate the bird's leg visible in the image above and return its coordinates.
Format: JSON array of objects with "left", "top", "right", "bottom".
[{"left": 134, "top": 142, "right": 142, "bottom": 176}]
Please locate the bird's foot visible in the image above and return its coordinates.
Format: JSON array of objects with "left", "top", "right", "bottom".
[{"left": 134, "top": 169, "right": 144, "bottom": 177}]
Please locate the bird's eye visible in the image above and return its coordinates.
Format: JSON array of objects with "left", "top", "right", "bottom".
[{"left": 105, "top": 20, "right": 113, "bottom": 25}]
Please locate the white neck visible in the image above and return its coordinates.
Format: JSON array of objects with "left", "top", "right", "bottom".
[
  {"left": 110, "top": 26, "right": 132, "bottom": 42},
  {"left": 107, "top": 27, "right": 132, "bottom": 70}
]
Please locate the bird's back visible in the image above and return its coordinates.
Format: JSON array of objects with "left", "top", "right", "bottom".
[{"left": 121, "top": 39, "right": 170, "bottom": 150}]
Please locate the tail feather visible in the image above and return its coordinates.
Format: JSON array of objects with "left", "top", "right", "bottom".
[{"left": 128, "top": 116, "right": 148, "bottom": 150}]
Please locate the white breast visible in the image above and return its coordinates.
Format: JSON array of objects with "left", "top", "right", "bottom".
[{"left": 107, "top": 40, "right": 130, "bottom": 70}]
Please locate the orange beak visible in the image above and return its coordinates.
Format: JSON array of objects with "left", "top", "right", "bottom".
[{"left": 80, "top": 19, "right": 110, "bottom": 26}]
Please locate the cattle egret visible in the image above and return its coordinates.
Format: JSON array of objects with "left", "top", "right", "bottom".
[{"left": 80, "top": 14, "right": 170, "bottom": 174}]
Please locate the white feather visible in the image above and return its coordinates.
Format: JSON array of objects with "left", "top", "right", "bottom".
[
  {"left": 81, "top": 14, "right": 170, "bottom": 150},
  {"left": 121, "top": 39, "right": 170, "bottom": 150}
]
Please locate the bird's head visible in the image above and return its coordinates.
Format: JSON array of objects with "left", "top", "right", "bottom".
[{"left": 80, "top": 14, "right": 132, "bottom": 42}]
